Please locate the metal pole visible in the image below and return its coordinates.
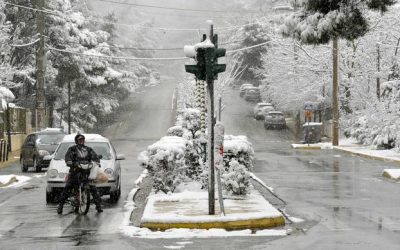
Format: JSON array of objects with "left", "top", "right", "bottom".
[
  {"left": 207, "top": 23, "right": 215, "bottom": 215},
  {"left": 332, "top": 38, "right": 339, "bottom": 146},
  {"left": 6, "top": 103, "right": 11, "bottom": 153},
  {"left": 216, "top": 96, "right": 225, "bottom": 215}
]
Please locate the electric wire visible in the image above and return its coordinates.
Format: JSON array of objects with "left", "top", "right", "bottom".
[
  {"left": 93, "top": 0, "right": 262, "bottom": 14},
  {"left": 3, "top": 1, "right": 265, "bottom": 33}
]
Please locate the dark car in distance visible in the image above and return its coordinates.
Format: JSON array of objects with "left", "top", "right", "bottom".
[{"left": 20, "top": 128, "right": 66, "bottom": 172}]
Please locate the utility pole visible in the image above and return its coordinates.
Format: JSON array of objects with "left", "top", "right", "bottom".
[
  {"left": 376, "top": 43, "right": 381, "bottom": 101},
  {"left": 36, "top": 0, "right": 46, "bottom": 130},
  {"left": 332, "top": 38, "right": 339, "bottom": 146}
]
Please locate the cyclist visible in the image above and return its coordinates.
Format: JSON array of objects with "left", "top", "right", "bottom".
[{"left": 57, "top": 134, "right": 103, "bottom": 214}]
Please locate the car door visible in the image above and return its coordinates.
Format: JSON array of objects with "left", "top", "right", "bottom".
[{"left": 25, "top": 135, "right": 36, "bottom": 165}]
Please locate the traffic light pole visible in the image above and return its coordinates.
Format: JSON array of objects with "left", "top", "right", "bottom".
[{"left": 207, "top": 24, "right": 215, "bottom": 215}]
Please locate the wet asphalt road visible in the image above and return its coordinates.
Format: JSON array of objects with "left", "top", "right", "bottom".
[{"left": 1, "top": 62, "right": 400, "bottom": 249}]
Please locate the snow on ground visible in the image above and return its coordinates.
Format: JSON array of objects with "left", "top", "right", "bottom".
[
  {"left": 0, "top": 175, "right": 31, "bottom": 188},
  {"left": 382, "top": 169, "right": 400, "bottom": 180},
  {"left": 121, "top": 226, "right": 288, "bottom": 239},
  {"left": 336, "top": 138, "right": 400, "bottom": 162}
]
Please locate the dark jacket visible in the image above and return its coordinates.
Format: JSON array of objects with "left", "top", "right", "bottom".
[{"left": 65, "top": 145, "right": 99, "bottom": 172}]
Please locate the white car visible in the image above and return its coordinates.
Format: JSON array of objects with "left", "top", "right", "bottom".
[
  {"left": 46, "top": 134, "right": 125, "bottom": 203},
  {"left": 253, "top": 103, "right": 273, "bottom": 119}
]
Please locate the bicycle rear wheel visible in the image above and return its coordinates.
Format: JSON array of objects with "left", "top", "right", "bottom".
[{"left": 77, "top": 186, "right": 91, "bottom": 215}]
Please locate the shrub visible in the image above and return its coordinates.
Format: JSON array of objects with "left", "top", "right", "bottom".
[{"left": 145, "top": 136, "right": 192, "bottom": 193}]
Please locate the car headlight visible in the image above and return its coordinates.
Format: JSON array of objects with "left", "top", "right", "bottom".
[
  {"left": 39, "top": 150, "right": 50, "bottom": 156},
  {"left": 48, "top": 169, "right": 58, "bottom": 178},
  {"left": 104, "top": 168, "right": 114, "bottom": 178}
]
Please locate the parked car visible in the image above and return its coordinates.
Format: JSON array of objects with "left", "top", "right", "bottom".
[
  {"left": 239, "top": 84, "right": 253, "bottom": 97},
  {"left": 46, "top": 134, "right": 125, "bottom": 203},
  {"left": 253, "top": 103, "right": 273, "bottom": 119},
  {"left": 244, "top": 87, "right": 261, "bottom": 102},
  {"left": 264, "top": 111, "right": 286, "bottom": 129},
  {"left": 20, "top": 128, "right": 66, "bottom": 172}
]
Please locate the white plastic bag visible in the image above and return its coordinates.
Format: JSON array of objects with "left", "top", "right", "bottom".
[{"left": 88, "top": 163, "right": 99, "bottom": 180}]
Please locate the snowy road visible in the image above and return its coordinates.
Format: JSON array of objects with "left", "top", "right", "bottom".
[{"left": 1, "top": 73, "right": 400, "bottom": 249}]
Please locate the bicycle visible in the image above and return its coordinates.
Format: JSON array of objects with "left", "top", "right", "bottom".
[{"left": 66, "top": 161, "right": 98, "bottom": 215}]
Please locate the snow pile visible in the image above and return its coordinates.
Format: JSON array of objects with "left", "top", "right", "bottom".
[
  {"left": 382, "top": 169, "right": 400, "bottom": 180},
  {"left": 0, "top": 175, "right": 31, "bottom": 188}
]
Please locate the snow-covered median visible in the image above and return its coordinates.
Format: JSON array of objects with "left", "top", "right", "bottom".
[
  {"left": 140, "top": 187, "right": 284, "bottom": 230},
  {"left": 0, "top": 175, "right": 31, "bottom": 188}
]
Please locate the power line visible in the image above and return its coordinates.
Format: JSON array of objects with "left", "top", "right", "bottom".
[
  {"left": 47, "top": 46, "right": 188, "bottom": 61},
  {"left": 93, "top": 0, "right": 261, "bottom": 14},
  {"left": 4, "top": 1, "right": 264, "bottom": 33},
  {"left": 47, "top": 39, "right": 273, "bottom": 61}
]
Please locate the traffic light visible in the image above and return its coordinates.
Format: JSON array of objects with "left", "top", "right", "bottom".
[
  {"left": 184, "top": 34, "right": 226, "bottom": 81},
  {"left": 184, "top": 45, "right": 206, "bottom": 81},
  {"left": 206, "top": 47, "right": 226, "bottom": 80}
]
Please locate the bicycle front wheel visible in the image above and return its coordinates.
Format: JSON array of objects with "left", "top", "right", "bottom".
[{"left": 78, "top": 186, "right": 91, "bottom": 215}]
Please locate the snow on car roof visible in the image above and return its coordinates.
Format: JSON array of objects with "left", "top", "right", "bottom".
[
  {"left": 61, "top": 134, "right": 109, "bottom": 142},
  {"left": 267, "top": 111, "right": 283, "bottom": 114},
  {"left": 257, "top": 102, "right": 272, "bottom": 106}
]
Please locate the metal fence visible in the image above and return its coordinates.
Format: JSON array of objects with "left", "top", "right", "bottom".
[{"left": 0, "top": 139, "right": 8, "bottom": 162}]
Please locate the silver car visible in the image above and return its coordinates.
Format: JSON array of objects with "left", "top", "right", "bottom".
[
  {"left": 244, "top": 87, "right": 261, "bottom": 102},
  {"left": 46, "top": 134, "right": 125, "bottom": 203},
  {"left": 253, "top": 103, "right": 274, "bottom": 119}
]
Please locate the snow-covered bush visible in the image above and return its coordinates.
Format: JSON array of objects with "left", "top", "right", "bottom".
[
  {"left": 167, "top": 126, "right": 184, "bottom": 137},
  {"left": 181, "top": 108, "right": 201, "bottom": 139},
  {"left": 219, "top": 135, "right": 254, "bottom": 196},
  {"left": 145, "top": 136, "right": 192, "bottom": 193},
  {"left": 223, "top": 135, "right": 254, "bottom": 170},
  {"left": 222, "top": 160, "right": 251, "bottom": 196}
]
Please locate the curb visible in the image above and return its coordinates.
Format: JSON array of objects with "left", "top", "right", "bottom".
[
  {"left": 334, "top": 147, "right": 400, "bottom": 164},
  {"left": 140, "top": 216, "right": 285, "bottom": 231},
  {"left": 0, "top": 158, "right": 19, "bottom": 169},
  {"left": 291, "top": 144, "right": 321, "bottom": 150}
]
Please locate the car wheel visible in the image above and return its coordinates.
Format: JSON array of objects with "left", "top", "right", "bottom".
[
  {"left": 21, "top": 157, "right": 28, "bottom": 172},
  {"left": 33, "top": 157, "right": 41, "bottom": 172},
  {"left": 110, "top": 178, "right": 121, "bottom": 203},
  {"left": 46, "top": 191, "right": 54, "bottom": 203}
]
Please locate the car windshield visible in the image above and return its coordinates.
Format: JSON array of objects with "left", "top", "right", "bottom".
[
  {"left": 258, "top": 104, "right": 271, "bottom": 108},
  {"left": 36, "top": 134, "right": 65, "bottom": 145},
  {"left": 53, "top": 142, "right": 113, "bottom": 160},
  {"left": 269, "top": 113, "right": 284, "bottom": 118}
]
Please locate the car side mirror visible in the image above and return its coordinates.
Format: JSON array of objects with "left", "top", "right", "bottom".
[
  {"left": 43, "top": 155, "right": 53, "bottom": 161},
  {"left": 116, "top": 154, "right": 125, "bottom": 160}
]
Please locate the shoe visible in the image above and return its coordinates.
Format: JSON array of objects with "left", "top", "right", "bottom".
[
  {"left": 96, "top": 206, "right": 103, "bottom": 213},
  {"left": 57, "top": 204, "right": 63, "bottom": 214}
]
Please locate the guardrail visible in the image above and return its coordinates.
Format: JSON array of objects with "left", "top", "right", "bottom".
[{"left": 0, "top": 139, "right": 8, "bottom": 162}]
